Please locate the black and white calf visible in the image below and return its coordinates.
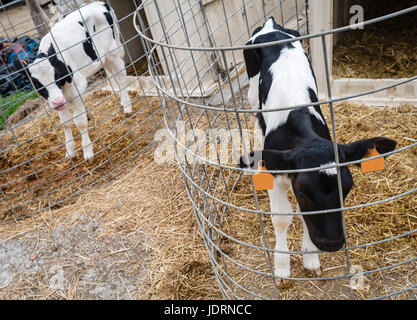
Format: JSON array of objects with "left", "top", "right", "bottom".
[
  {"left": 241, "top": 17, "right": 396, "bottom": 284},
  {"left": 27, "top": 1, "right": 131, "bottom": 160}
]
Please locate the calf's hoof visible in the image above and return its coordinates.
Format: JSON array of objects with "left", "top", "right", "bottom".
[
  {"left": 313, "top": 267, "right": 322, "bottom": 277},
  {"left": 274, "top": 267, "right": 291, "bottom": 288},
  {"left": 123, "top": 104, "right": 132, "bottom": 115},
  {"left": 275, "top": 278, "right": 292, "bottom": 289},
  {"left": 65, "top": 146, "right": 76, "bottom": 159},
  {"left": 83, "top": 147, "right": 94, "bottom": 161}
]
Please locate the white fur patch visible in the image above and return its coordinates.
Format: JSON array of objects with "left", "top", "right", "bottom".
[
  {"left": 319, "top": 162, "right": 337, "bottom": 175},
  {"left": 308, "top": 107, "right": 325, "bottom": 125},
  {"left": 249, "top": 18, "right": 276, "bottom": 43},
  {"left": 263, "top": 47, "right": 322, "bottom": 135},
  {"left": 249, "top": 18, "right": 302, "bottom": 49}
]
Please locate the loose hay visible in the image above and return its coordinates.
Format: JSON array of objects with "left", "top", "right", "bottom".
[
  {"left": 0, "top": 99, "right": 416, "bottom": 300},
  {"left": 0, "top": 155, "right": 221, "bottom": 300},
  {"left": 0, "top": 91, "right": 163, "bottom": 222}
]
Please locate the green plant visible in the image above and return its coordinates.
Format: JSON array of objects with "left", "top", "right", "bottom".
[{"left": 0, "top": 90, "right": 39, "bottom": 129}]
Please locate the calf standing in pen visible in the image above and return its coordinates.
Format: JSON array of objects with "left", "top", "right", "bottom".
[
  {"left": 27, "top": 1, "right": 132, "bottom": 160},
  {"left": 240, "top": 17, "right": 397, "bottom": 285}
]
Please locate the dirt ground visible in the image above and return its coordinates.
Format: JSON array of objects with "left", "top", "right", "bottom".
[{"left": 0, "top": 155, "right": 216, "bottom": 299}]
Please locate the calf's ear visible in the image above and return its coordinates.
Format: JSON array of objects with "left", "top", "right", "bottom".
[
  {"left": 243, "top": 46, "right": 261, "bottom": 79},
  {"left": 239, "top": 149, "right": 294, "bottom": 171},
  {"left": 339, "top": 137, "right": 397, "bottom": 163}
]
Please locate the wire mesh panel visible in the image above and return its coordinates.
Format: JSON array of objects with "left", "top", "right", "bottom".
[
  {"left": 135, "top": 0, "right": 417, "bottom": 299},
  {"left": 0, "top": 0, "right": 164, "bottom": 223}
]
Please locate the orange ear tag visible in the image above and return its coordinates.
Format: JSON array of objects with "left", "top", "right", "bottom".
[
  {"left": 361, "top": 147, "right": 384, "bottom": 173},
  {"left": 251, "top": 161, "right": 274, "bottom": 190}
]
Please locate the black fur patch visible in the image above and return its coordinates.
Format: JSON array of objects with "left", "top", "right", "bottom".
[
  {"left": 28, "top": 70, "right": 49, "bottom": 100},
  {"left": 36, "top": 52, "right": 47, "bottom": 59},
  {"left": 256, "top": 112, "right": 267, "bottom": 137},
  {"left": 83, "top": 30, "right": 98, "bottom": 61},
  {"left": 243, "top": 43, "right": 261, "bottom": 79},
  {"left": 78, "top": 21, "right": 99, "bottom": 61},
  {"left": 47, "top": 44, "right": 73, "bottom": 87},
  {"left": 103, "top": 11, "right": 115, "bottom": 39},
  {"left": 102, "top": 2, "right": 115, "bottom": 39},
  {"left": 103, "top": 2, "right": 111, "bottom": 12},
  {"left": 307, "top": 88, "right": 331, "bottom": 141}
]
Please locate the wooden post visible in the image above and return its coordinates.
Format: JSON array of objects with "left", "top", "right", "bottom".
[
  {"left": 309, "top": 0, "right": 333, "bottom": 98},
  {"left": 25, "top": 0, "right": 48, "bottom": 38},
  {"left": 110, "top": 0, "right": 145, "bottom": 65}
]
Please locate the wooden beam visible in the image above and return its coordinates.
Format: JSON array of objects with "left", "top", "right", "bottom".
[
  {"left": 309, "top": 0, "right": 333, "bottom": 96},
  {"left": 332, "top": 78, "right": 417, "bottom": 106},
  {"left": 25, "top": 0, "right": 48, "bottom": 38}
]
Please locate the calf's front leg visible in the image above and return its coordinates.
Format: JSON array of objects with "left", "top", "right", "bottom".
[
  {"left": 57, "top": 108, "right": 75, "bottom": 158},
  {"left": 67, "top": 77, "right": 93, "bottom": 160},
  {"left": 268, "top": 175, "right": 293, "bottom": 286},
  {"left": 300, "top": 212, "right": 322, "bottom": 276},
  {"left": 72, "top": 95, "right": 93, "bottom": 160}
]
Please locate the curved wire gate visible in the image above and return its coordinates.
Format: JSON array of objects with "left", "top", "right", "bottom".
[
  {"left": 0, "top": 0, "right": 163, "bottom": 223},
  {"left": 135, "top": 0, "right": 417, "bottom": 299}
]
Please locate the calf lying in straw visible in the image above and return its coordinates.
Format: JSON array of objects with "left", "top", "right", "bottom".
[
  {"left": 27, "top": 1, "right": 131, "bottom": 160},
  {"left": 240, "top": 17, "right": 397, "bottom": 285}
]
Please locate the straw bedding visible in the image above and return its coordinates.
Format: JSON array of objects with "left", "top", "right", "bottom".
[
  {"left": 0, "top": 98, "right": 415, "bottom": 299},
  {"left": 0, "top": 90, "right": 163, "bottom": 222},
  {"left": 0, "top": 153, "right": 220, "bottom": 300}
]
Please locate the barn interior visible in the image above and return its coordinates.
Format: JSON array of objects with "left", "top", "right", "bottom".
[{"left": 333, "top": 0, "right": 417, "bottom": 79}]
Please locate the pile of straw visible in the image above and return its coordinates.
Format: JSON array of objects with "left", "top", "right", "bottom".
[{"left": 0, "top": 154, "right": 221, "bottom": 299}]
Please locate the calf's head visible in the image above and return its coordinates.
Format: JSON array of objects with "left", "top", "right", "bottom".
[
  {"left": 240, "top": 137, "right": 397, "bottom": 252},
  {"left": 27, "top": 44, "right": 72, "bottom": 111}
]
